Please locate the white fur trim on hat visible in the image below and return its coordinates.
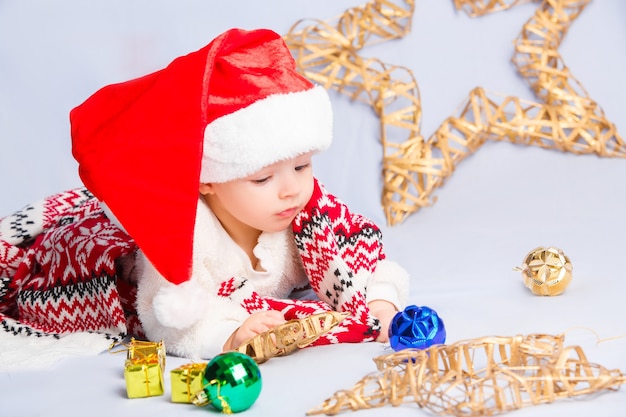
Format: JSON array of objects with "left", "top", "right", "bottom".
[{"left": 200, "top": 85, "right": 332, "bottom": 183}]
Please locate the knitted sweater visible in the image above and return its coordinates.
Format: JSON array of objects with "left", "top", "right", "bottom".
[{"left": 136, "top": 179, "right": 409, "bottom": 359}]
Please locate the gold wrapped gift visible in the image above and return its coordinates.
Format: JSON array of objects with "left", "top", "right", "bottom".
[
  {"left": 123, "top": 338, "right": 166, "bottom": 398},
  {"left": 170, "top": 362, "right": 208, "bottom": 403}
]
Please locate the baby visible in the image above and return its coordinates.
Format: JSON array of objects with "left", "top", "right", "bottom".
[{"left": 71, "top": 28, "right": 409, "bottom": 360}]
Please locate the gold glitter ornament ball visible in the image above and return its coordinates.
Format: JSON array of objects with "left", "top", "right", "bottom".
[{"left": 515, "top": 246, "right": 573, "bottom": 296}]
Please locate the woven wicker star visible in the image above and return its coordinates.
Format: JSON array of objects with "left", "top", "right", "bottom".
[
  {"left": 284, "top": 0, "right": 625, "bottom": 225},
  {"left": 307, "top": 333, "right": 626, "bottom": 416}
]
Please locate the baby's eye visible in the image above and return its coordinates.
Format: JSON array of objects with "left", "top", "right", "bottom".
[
  {"left": 252, "top": 177, "right": 270, "bottom": 184},
  {"left": 295, "top": 163, "right": 310, "bottom": 171}
]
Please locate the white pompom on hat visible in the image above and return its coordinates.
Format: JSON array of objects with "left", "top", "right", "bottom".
[{"left": 71, "top": 28, "right": 333, "bottom": 285}]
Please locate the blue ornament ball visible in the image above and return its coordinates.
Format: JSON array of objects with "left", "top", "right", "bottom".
[{"left": 388, "top": 305, "right": 446, "bottom": 351}]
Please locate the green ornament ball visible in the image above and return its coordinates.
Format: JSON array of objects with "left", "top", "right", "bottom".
[{"left": 202, "top": 352, "right": 262, "bottom": 413}]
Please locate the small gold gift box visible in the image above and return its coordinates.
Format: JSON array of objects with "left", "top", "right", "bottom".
[
  {"left": 170, "top": 362, "right": 207, "bottom": 403},
  {"left": 123, "top": 338, "right": 166, "bottom": 398}
]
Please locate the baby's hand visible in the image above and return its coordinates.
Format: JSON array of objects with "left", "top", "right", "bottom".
[
  {"left": 368, "top": 300, "right": 398, "bottom": 343},
  {"left": 223, "top": 310, "right": 286, "bottom": 351}
]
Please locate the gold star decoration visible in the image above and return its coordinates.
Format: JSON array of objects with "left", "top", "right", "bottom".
[{"left": 283, "top": 0, "right": 625, "bottom": 226}]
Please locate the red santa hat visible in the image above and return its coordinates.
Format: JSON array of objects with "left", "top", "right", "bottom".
[{"left": 71, "top": 28, "right": 332, "bottom": 285}]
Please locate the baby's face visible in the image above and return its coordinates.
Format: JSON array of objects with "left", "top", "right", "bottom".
[{"left": 200, "top": 152, "right": 315, "bottom": 233}]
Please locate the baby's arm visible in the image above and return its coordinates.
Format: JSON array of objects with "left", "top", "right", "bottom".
[
  {"left": 366, "top": 259, "right": 411, "bottom": 342},
  {"left": 367, "top": 299, "right": 398, "bottom": 342}
]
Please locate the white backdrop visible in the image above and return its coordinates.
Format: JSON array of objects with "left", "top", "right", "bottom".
[{"left": 1, "top": 1, "right": 626, "bottom": 416}]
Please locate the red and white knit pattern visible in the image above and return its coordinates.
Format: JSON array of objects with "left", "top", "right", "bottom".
[
  {"left": 1, "top": 181, "right": 383, "bottom": 350},
  {"left": 238, "top": 180, "right": 384, "bottom": 344},
  {"left": 0, "top": 189, "right": 138, "bottom": 341},
  {"left": 292, "top": 180, "right": 383, "bottom": 343}
]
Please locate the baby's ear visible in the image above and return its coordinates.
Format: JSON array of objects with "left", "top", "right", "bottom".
[
  {"left": 152, "top": 280, "right": 207, "bottom": 329},
  {"left": 199, "top": 183, "right": 214, "bottom": 195}
]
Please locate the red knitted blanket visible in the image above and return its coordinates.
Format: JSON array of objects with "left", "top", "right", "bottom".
[{"left": 0, "top": 189, "right": 141, "bottom": 343}]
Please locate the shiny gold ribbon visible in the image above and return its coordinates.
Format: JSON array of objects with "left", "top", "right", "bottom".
[
  {"left": 192, "top": 379, "right": 233, "bottom": 414},
  {"left": 138, "top": 361, "right": 156, "bottom": 397}
]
